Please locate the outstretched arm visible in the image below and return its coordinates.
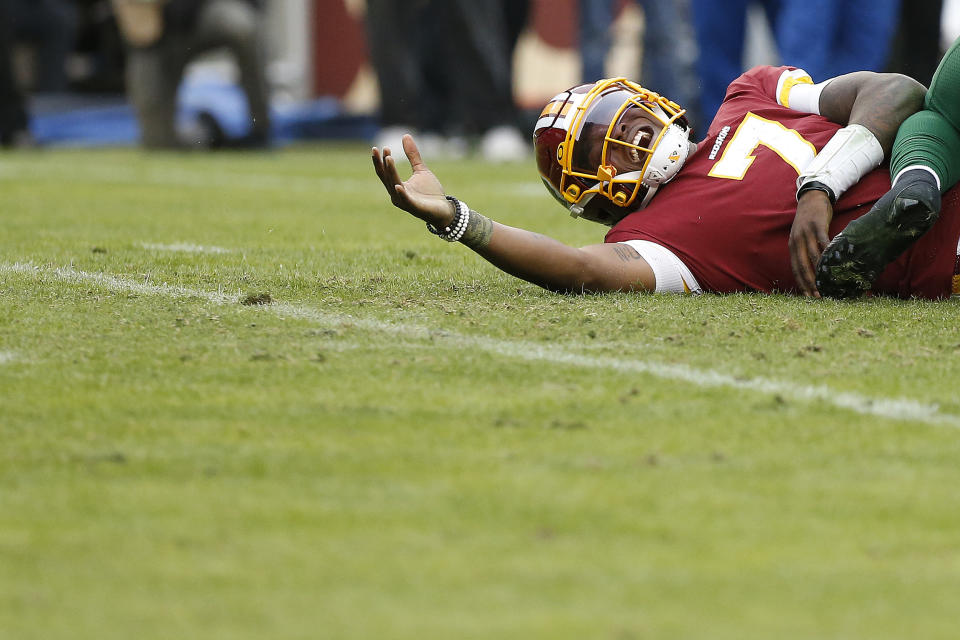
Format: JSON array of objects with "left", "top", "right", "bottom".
[
  {"left": 371, "top": 135, "right": 655, "bottom": 294},
  {"left": 789, "top": 72, "right": 926, "bottom": 296}
]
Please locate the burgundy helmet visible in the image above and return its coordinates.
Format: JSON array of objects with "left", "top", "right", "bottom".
[{"left": 533, "top": 77, "right": 692, "bottom": 226}]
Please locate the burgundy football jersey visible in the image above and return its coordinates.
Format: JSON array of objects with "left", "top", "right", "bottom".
[{"left": 605, "top": 65, "right": 960, "bottom": 299}]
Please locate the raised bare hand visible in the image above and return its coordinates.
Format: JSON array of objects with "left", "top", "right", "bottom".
[{"left": 371, "top": 134, "right": 455, "bottom": 228}]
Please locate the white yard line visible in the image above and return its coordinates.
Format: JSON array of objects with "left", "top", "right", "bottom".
[
  {"left": 2, "top": 262, "right": 236, "bottom": 305},
  {"left": 4, "top": 261, "right": 958, "bottom": 428},
  {"left": 0, "top": 351, "right": 16, "bottom": 365},
  {"left": 140, "top": 242, "right": 231, "bottom": 254}
]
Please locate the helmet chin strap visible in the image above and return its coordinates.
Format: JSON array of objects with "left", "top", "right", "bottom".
[
  {"left": 604, "top": 170, "right": 660, "bottom": 210},
  {"left": 570, "top": 179, "right": 656, "bottom": 225},
  {"left": 568, "top": 191, "right": 596, "bottom": 218},
  {"left": 638, "top": 183, "right": 659, "bottom": 208},
  {"left": 567, "top": 191, "right": 621, "bottom": 225}
]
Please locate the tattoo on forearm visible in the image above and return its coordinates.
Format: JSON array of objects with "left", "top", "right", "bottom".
[
  {"left": 460, "top": 209, "right": 494, "bottom": 249},
  {"left": 613, "top": 244, "right": 643, "bottom": 262}
]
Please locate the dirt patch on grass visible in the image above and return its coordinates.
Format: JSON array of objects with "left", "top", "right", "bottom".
[{"left": 241, "top": 292, "right": 272, "bottom": 306}]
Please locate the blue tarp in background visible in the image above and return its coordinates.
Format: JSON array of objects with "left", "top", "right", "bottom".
[{"left": 29, "top": 79, "right": 377, "bottom": 147}]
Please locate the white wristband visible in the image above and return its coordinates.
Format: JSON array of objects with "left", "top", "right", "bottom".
[{"left": 796, "top": 124, "right": 884, "bottom": 202}]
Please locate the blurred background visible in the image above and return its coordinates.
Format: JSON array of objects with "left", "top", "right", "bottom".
[{"left": 3, "top": 0, "right": 960, "bottom": 157}]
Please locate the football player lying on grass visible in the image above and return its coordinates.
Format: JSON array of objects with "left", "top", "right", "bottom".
[{"left": 372, "top": 38, "right": 960, "bottom": 300}]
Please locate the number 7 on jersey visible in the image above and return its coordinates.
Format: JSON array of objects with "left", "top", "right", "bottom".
[{"left": 707, "top": 112, "right": 817, "bottom": 180}]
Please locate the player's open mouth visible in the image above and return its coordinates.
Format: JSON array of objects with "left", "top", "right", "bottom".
[{"left": 629, "top": 128, "right": 651, "bottom": 165}]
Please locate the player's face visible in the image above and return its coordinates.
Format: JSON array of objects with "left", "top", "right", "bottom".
[
  {"left": 538, "top": 79, "right": 690, "bottom": 216},
  {"left": 574, "top": 99, "right": 666, "bottom": 177},
  {"left": 604, "top": 106, "right": 665, "bottom": 174}
]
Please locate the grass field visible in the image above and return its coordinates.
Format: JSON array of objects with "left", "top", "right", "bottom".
[{"left": 3, "top": 144, "right": 960, "bottom": 639}]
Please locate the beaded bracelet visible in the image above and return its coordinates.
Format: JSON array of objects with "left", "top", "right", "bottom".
[{"left": 427, "top": 196, "right": 470, "bottom": 242}]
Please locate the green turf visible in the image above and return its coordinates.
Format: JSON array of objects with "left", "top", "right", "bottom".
[{"left": 2, "top": 145, "right": 960, "bottom": 639}]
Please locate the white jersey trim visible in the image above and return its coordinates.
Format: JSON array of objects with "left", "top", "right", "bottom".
[
  {"left": 620, "top": 240, "right": 702, "bottom": 294},
  {"left": 774, "top": 68, "right": 831, "bottom": 115}
]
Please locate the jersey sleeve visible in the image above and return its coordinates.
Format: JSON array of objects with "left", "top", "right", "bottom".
[
  {"left": 777, "top": 68, "right": 834, "bottom": 116},
  {"left": 774, "top": 68, "right": 814, "bottom": 106},
  {"left": 726, "top": 66, "right": 826, "bottom": 115}
]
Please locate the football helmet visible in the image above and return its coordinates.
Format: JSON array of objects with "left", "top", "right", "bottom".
[{"left": 533, "top": 78, "right": 692, "bottom": 226}]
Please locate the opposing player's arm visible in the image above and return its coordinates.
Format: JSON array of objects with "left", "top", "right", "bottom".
[
  {"left": 371, "top": 135, "right": 656, "bottom": 294},
  {"left": 785, "top": 71, "right": 926, "bottom": 296},
  {"left": 817, "top": 71, "right": 926, "bottom": 155}
]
